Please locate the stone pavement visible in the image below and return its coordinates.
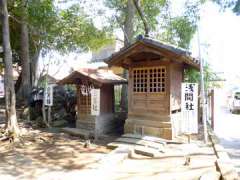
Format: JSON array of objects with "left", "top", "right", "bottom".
[
  {"left": 102, "top": 133, "right": 220, "bottom": 180},
  {"left": 214, "top": 104, "right": 240, "bottom": 175}
]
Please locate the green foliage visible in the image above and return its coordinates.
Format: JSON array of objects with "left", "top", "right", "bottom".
[
  {"left": 184, "top": 63, "right": 222, "bottom": 89},
  {"left": 233, "top": 0, "right": 240, "bottom": 14},
  {"left": 105, "top": 0, "right": 204, "bottom": 49},
  {"left": 56, "top": 5, "right": 113, "bottom": 52},
  {"left": 159, "top": 1, "right": 202, "bottom": 49},
  {"left": 104, "top": 0, "right": 168, "bottom": 40},
  {"left": 1, "top": 0, "right": 113, "bottom": 66},
  {"left": 161, "top": 16, "right": 197, "bottom": 49},
  {"left": 29, "top": 1, "right": 113, "bottom": 53}
]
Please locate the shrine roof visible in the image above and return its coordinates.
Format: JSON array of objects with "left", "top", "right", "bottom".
[
  {"left": 58, "top": 68, "right": 127, "bottom": 86},
  {"left": 105, "top": 36, "right": 200, "bottom": 70}
]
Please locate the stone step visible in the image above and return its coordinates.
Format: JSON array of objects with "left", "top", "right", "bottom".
[{"left": 122, "top": 133, "right": 167, "bottom": 145}]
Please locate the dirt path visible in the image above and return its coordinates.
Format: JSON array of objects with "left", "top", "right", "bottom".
[{"left": 0, "top": 128, "right": 110, "bottom": 180}]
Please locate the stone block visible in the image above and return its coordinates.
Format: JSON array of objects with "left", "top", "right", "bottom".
[
  {"left": 163, "top": 128, "right": 173, "bottom": 140},
  {"left": 134, "top": 146, "right": 159, "bottom": 157},
  {"left": 143, "top": 126, "right": 161, "bottom": 137},
  {"left": 124, "top": 122, "right": 134, "bottom": 134}
]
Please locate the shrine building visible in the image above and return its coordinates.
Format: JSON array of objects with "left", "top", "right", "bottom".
[
  {"left": 106, "top": 36, "right": 200, "bottom": 140},
  {"left": 58, "top": 68, "right": 127, "bottom": 136}
]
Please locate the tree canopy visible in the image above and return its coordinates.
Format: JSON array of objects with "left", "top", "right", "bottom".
[
  {"left": 1, "top": 0, "right": 113, "bottom": 66},
  {"left": 104, "top": 0, "right": 203, "bottom": 49},
  {"left": 214, "top": 0, "right": 240, "bottom": 15}
]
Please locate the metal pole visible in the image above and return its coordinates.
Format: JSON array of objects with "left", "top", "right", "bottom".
[
  {"left": 197, "top": 24, "right": 208, "bottom": 143},
  {"left": 211, "top": 89, "right": 215, "bottom": 130}
]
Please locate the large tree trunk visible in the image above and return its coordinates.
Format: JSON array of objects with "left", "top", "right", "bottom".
[
  {"left": 124, "top": 0, "right": 135, "bottom": 45},
  {"left": 31, "top": 49, "right": 40, "bottom": 87},
  {"left": 0, "top": 0, "right": 20, "bottom": 135},
  {"left": 19, "top": 0, "right": 31, "bottom": 105},
  {"left": 120, "top": 0, "right": 135, "bottom": 111}
]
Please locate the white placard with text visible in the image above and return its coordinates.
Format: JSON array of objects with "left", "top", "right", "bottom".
[
  {"left": 0, "top": 76, "right": 4, "bottom": 97},
  {"left": 44, "top": 85, "right": 53, "bottom": 106},
  {"left": 91, "top": 89, "right": 100, "bottom": 116},
  {"left": 181, "top": 83, "right": 198, "bottom": 134}
]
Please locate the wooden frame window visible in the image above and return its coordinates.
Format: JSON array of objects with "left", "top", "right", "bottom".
[
  {"left": 133, "top": 66, "right": 166, "bottom": 93},
  {"left": 79, "top": 91, "right": 91, "bottom": 114},
  {"left": 79, "top": 85, "right": 91, "bottom": 114},
  {"left": 133, "top": 69, "right": 148, "bottom": 92}
]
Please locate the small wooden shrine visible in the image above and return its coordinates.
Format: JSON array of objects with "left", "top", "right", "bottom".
[
  {"left": 106, "top": 37, "right": 200, "bottom": 140},
  {"left": 58, "top": 68, "right": 127, "bottom": 136}
]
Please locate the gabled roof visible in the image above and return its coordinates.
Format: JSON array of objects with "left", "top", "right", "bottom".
[
  {"left": 58, "top": 68, "right": 127, "bottom": 87},
  {"left": 39, "top": 74, "right": 58, "bottom": 84},
  {"left": 105, "top": 37, "right": 200, "bottom": 70}
]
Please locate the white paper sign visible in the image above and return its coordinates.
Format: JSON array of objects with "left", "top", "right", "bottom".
[
  {"left": 181, "top": 83, "right": 198, "bottom": 134},
  {"left": 44, "top": 85, "right": 53, "bottom": 106},
  {"left": 0, "top": 76, "right": 4, "bottom": 97},
  {"left": 91, "top": 89, "right": 100, "bottom": 116}
]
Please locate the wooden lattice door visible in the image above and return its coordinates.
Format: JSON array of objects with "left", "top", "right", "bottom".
[{"left": 132, "top": 66, "right": 167, "bottom": 111}]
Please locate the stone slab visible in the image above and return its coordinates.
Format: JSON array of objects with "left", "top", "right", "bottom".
[
  {"left": 216, "top": 159, "right": 239, "bottom": 180},
  {"left": 114, "top": 137, "right": 163, "bottom": 150},
  {"left": 107, "top": 142, "right": 137, "bottom": 150},
  {"left": 134, "top": 146, "right": 159, "bottom": 157},
  {"left": 122, "top": 133, "right": 182, "bottom": 144},
  {"left": 199, "top": 171, "right": 220, "bottom": 180},
  {"left": 61, "top": 128, "right": 94, "bottom": 139}
]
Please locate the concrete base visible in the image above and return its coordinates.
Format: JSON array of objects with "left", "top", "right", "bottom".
[
  {"left": 76, "top": 112, "right": 126, "bottom": 138},
  {"left": 124, "top": 120, "right": 173, "bottom": 140},
  {"left": 124, "top": 111, "right": 183, "bottom": 140}
]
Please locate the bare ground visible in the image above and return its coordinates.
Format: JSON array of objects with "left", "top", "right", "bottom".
[{"left": 0, "top": 125, "right": 110, "bottom": 180}]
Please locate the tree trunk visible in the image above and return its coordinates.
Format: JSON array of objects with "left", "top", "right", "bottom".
[
  {"left": 19, "top": 0, "right": 31, "bottom": 105},
  {"left": 31, "top": 49, "right": 40, "bottom": 87},
  {"left": 120, "top": 0, "right": 135, "bottom": 111},
  {"left": 0, "top": 0, "right": 20, "bottom": 135}
]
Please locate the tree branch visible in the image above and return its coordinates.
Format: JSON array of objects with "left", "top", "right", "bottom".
[
  {"left": 114, "top": 15, "right": 130, "bottom": 44},
  {"left": 132, "top": 0, "right": 150, "bottom": 37}
]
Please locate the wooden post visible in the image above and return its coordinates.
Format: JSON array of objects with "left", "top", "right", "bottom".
[
  {"left": 188, "top": 134, "right": 191, "bottom": 144},
  {"left": 211, "top": 89, "right": 214, "bottom": 130},
  {"left": 48, "top": 106, "right": 52, "bottom": 126},
  {"left": 198, "top": 24, "right": 208, "bottom": 143},
  {"left": 184, "top": 134, "right": 191, "bottom": 166},
  {"left": 42, "top": 104, "right": 50, "bottom": 128}
]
